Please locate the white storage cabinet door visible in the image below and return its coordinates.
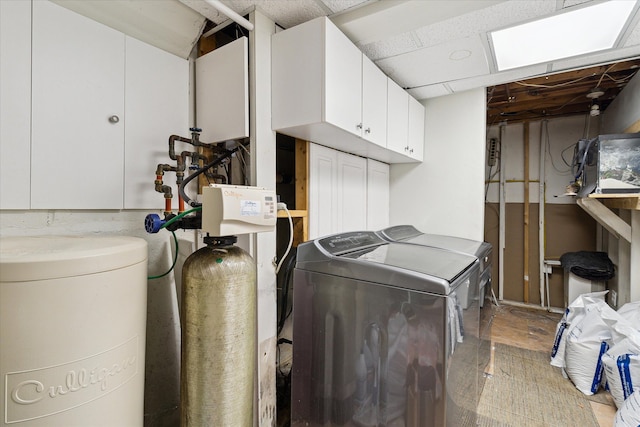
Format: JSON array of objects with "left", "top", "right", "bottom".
[
  {"left": 366, "top": 159, "right": 390, "bottom": 230},
  {"left": 196, "top": 37, "right": 248, "bottom": 144},
  {"left": 309, "top": 143, "right": 338, "bottom": 239},
  {"left": 361, "top": 56, "right": 387, "bottom": 148},
  {"left": 386, "top": 78, "right": 409, "bottom": 156},
  {"left": 408, "top": 96, "right": 425, "bottom": 161},
  {"left": 124, "top": 36, "right": 189, "bottom": 210},
  {"left": 31, "top": 1, "right": 125, "bottom": 209},
  {"left": 0, "top": 0, "right": 31, "bottom": 209},
  {"left": 337, "top": 152, "right": 367, "bottom": 233}
]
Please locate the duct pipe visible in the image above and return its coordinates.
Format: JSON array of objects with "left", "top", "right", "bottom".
[
  {"left": 499, "top": 122, "right": 507, "bottom": 301},
  {"left": 203, "top": 0, "right": 254, "bottom": 31}
]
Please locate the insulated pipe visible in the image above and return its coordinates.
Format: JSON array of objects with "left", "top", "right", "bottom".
[{"left": 203, "top": 0, "right": 254, "bottom": 32}]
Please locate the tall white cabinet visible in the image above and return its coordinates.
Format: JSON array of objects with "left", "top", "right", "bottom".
[
  {"left": 0, "top": 0, "right": 31, "bottom": 209},
  {"left": 309, "top": 144, "right": 368, "bottom": 239}
]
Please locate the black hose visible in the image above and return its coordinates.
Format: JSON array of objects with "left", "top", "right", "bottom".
[{"left": 179, "top": 143, "right": 246, "bottom": 207}]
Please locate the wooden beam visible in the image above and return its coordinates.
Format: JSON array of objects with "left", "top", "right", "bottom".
[
  {"left": 576, "top": 197, "right": 632, "bottom": 243},
  {"left": 523, "top": 122, "right": 530, "bottom": 303}
]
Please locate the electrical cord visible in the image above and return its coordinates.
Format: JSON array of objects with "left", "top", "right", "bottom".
[
  {"left": 179, "top": 143, "right": 246, "bottom": 207},
  {"left": 275, "top": 203, "right": 293, "bottom": 274}
]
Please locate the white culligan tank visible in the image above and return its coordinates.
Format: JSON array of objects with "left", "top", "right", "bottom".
[{"left": 0, "top": 236, "right": 148, "bottom": 426}]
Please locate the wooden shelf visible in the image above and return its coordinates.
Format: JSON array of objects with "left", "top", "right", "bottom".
[
  {"left": 588, "top": 193, "right": 640, "bottom": 211},
  {"left": 277, "top": 209, "right": 307, "bottom": 218}
]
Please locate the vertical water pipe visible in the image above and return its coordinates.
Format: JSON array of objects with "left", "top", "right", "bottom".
[
  {"left": 499, "top": 122, "right": 507, "bottom": 301},
  {"left": 539, "top": 120, "right": 547, "bottom": 308},
  {"left": 523, "top": 122, "right": 530, "bottom": 303}
]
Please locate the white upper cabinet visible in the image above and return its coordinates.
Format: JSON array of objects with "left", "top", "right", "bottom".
[
  {"left": 324, "top": 20, "right": 363, "bottom": 139},
  {"left": 0, "top": 0, "right": 31, "bottom": 209},
  {"left": 387, "top": 78, "right": 424, "bottom": 162},
  {"left": 124, "top": 36, "right": 189, "bottom": 210},
  {"left": 31, "top": 0, "right": 125, "bottom": 209},
  {"left": 362, "top": 56, "right": 388, "bottom": 148},
  {"left": 196, "top": 37, "right": 249, "bottom": 144},
  {"left": 408, "top": 96, "right": 426, "bottom": 162},
  {"left": 29, "top": 1, "right": 189, "bottom": 210},
  {"left": 386, "top": 79, "right": 409, "bottom": 156},
  {"left": 272, "top": 17, "right": 418, "bottom": 164}
]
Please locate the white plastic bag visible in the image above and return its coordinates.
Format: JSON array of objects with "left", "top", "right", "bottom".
[
  {"left": 618, "top": 302, "right": 640, "bottom": 329},
  {"left": 564, "top": 301, "right": 622, "bottom": 395},
  {"left": 603, "top": 336, "right": 640, "bottom": 408},
  {"left": 550, "top": 291, "right": 608, "bottom": 368},
  {"left": 614, "top": 389, "right": 640, "bottom": 427}
]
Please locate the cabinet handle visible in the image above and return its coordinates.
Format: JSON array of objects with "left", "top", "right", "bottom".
[
  {"left": 365, "top": 127, "right": 371, "bottom": 134},
  {"left": 410, "top": 148, "right": 414, "bottom": 154},
  {"left": 404, "top": 146, "right": 409, "bottom": 151},
  {"left": 108, "top": 115, "right": 120, "bottom": 124},
  {"left": 356, "top": 123, "right": 363, "bottom": 130}
]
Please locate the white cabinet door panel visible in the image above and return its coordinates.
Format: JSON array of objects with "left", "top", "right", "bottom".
[
  {"left": 386, "top": 79, "right": 409, "bottom": 156},
  {"left": 408, "top": 96, "right": 425, "bottom": 161},
  {"left": 31, "top": 1, "right": 125, "bottom": 209},
  {"left": 309, "top": 144, "right": 338, "bottom": 239},
  {"left": 323, "top": 19, "right": 362, "bottom": 138},
  {"left": 337, "top": 152, "right": 367, "bottom": 233},
  {"left": 196, "top": 37, "right": 248, "bottom": 144},
  {"left": 362, "top": 56, "right": 387, "bottom": 148},
  {"left": 124, "top": 36, "right": 189, "bottom": 209},
  {"left": 0, "top": 0, "right": 31, "bottom": 209},
  {"left": 366, "top": 159, "right": 390, "bottom": 230}
]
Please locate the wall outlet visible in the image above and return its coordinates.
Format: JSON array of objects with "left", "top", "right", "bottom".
[{"left": 610, "top": 290, "right": 617, "bottom": 307}]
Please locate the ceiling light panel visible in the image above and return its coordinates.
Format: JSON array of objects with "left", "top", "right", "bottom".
[{"left": 490, "top": 1, "right": 637, "bottom": 71}]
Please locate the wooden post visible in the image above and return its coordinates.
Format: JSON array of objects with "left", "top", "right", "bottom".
[{"left": 523, "top": 122, "right": 530, "bottom": 303}]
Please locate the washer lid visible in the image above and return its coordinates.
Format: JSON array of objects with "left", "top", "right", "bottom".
[
  {"left": 0, "top": 236, "right": 148, "bottom": 282},
  {"left": 379, "top": 226, "right": 491, "bottom": 259}
]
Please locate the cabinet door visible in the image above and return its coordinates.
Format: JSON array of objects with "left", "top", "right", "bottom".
[
  {"left": 362, "top": 56, "right": 388, "bottom": 148},
  {"left": 124, "top": 36, "right": 189, "bottom": 209},
  {"left": 336, "top": 152, "right": 367, "bottom": 233},
  {"left": 0, "top": 0, "right": 31, "bottom": 209},
  {"left": 386, "top": 78, "right": 409, "bottom": 156},
  {"left": 196, "top": 37, "right": 248, "bottom": 144},
  {"left": 408, "top": 96, "right": 425, "bottom": 161},
  {"left": 309, "top": 143, "right": 338, "bottom": 239},
  {"left": 324, "top": 19, "right": 362, "bottom": 138},
  {"left": 31, "top": 1, "right": 125, "bottom": 209},
  {"left": 366, "top": 159, "right": 390, "bottom": 230}
]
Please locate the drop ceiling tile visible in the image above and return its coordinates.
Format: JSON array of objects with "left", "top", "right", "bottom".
[
  {"left": 375, "top": 35, "right": 489, "bottom": 89},
  {"left": 407, "top": 84, "right": 452, "bottom": 100},
  {"left": 359, "top": 32, "right": 422, "bottom": 62},
  {"left": 320, "top": 0, "right": 370, "bottom": 14}
]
